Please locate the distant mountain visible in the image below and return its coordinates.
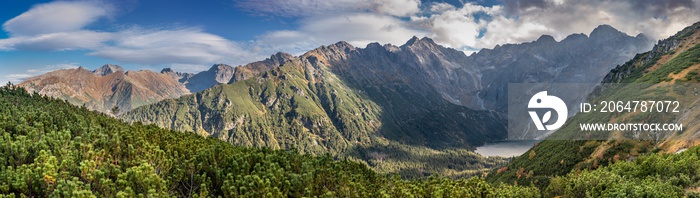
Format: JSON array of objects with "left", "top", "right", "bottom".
[
  {"left": 229, "top": 52, "right": 295, "bottom": 83},
  {"left": 411, "top": 25, "right": 651, "bottom": 112},
  {"left": 120, "top": 25, "right": 650, "bottom": 177},
  {"left": 123, "top": 40, "right": 507, "bottom": 150},
  {"left": 17, "top": 59, "right": 295, "bottom": 114},
  {"left": 92, "top": 64, "right": 125, "bottom": 76},
  {"left": 179, "top": 64, "right": 235, "bottom": 93},
  {"left": 160, "top": 67, "right": 194, "bottom": 84},
  {"left": 121, "top": 41, "right": 508, "bottom": 177},
  {"left": 384, "top": 25, "right": 650, "bottom": 139},
  {"left": 488, "top": 21, "right": 700, "bottom": 188},
  {"left": 158, "top": 52, "right": 295, "bottom": 93},
  {"left": 19, "top": 65, "right": 190, "bottom": 114}
]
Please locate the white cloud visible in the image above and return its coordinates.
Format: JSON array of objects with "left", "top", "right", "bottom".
[
  {"left": 3, "top": 1, "right": 112, "bottom": 36},
  {"left": 236, "top": 0, "right": 421, "bottom": 17},
  {"left": 469, "top": 0, "right": 700, "bottom": 49},
  {"left": 3, "top": 0, "right": 700, "bottom": 81},
  {"left": 88, "top": 27, "right": 257, "bottom": 65},
  {"left": 256, "top": 13, "right": 426, "bottom": 55},
  {"left": 0, "top": 30, "right": 112, "bottom": 51},
  {"left": 369, "top": 0, "right": 421, "bottom": 17},
  {"left": 0, "top": 1, "right": 113, "bottom": 51},
  {"left": 417, "top": 4, "right": 499, "bottom": 48},
  {"left": 28, "top": 63, "right": 81, "bottom": 73},
  {"left": 4, "top": 74, "right": 32, "bottom": 84},
  {"left": 246, "top": 0, "right": 700, "bottom": 55},
  {"left": 4, "top": 63, "right": 80, "bottom": 83},
  {"left": 0, "top": 1, "right": 261, "bottom": 69},
  {"left": 236, "top": 0, "right": 361, "bottom": 17},
  {"left": 430, "top": 2, "right": 456, "bottom": 13}
]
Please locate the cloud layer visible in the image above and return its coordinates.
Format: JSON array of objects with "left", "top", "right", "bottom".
[
  {"left": 1, "top": 0, "right": 699, "bottom": 80},
  {"left": 88, "top": 27, "right": 253, "bottom": 65},
  {"left": 3, "top": 1, "right": 112, "bottom": 36},
  {"left": 0, "top": 1, "right": 259, "bottom": 67},
  {"left": 4, "top": 63, "right": 79, "bottom": 83},
  {"left": 243, "top": 0, "right": 700, "bottom": 54},
  {"left": 236, "top": 0, "right": 421, "bottom": 17}
]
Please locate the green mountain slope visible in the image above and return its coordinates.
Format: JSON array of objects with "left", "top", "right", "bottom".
[
  {"left": 542, "top": 143, "right": 700, "bottom": 197},
  {"left": 121, "top": 42, "right": 507, "bottom": 177},
  {"left": 0, "top": 84, "right": 542, "bottom": 197},
  {"left": 488, "top": 21, "right": 700, "bottom": 189}
]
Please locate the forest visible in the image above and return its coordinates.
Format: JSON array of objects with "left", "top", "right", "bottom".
[
  {"left": 1, "top": 82, "right": 699, "bottom": 197},
  {"left": 0, "top": 83, "right": 538, "bottom": 197}
]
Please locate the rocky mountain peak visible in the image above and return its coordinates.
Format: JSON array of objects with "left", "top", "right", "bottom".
[
  {"left": 208, "top": 64, "right": 234, "bottom": 83},
  {"left": 402, "top": 36, "right": 438, "bottom": 48},
  {"left": 211, "top": 63, "right": 232, "bottom": 70},
  {"left": 160, "top": 67, "right": 194, "bottom": 83},
  {"left": 160, "top": 68, "right": 175, "bottom": 74},
  {"left": 404, "top": 36, "right": 420, "bottom": 46},
  {"left": 92, "top": 64, "right": 124, "bottom": 76},
  {"left": 271, "top": 52, "right": 293, "bottom": 64},
  {"left": 589, "top": 24, "right": 625, "bottom": 40},
  {"left": 561, "top": 33, "right": 588, "bottom": 42},
  {"left": 331, "top": 41, "right": 354, "bottom": 49},
  {"left": 301, "top": 41, "right": 356, "bottom": 65},
  {"left": 536, "top": 35, "right": 557, "bottom": 43},
  {"left": 365, "top": 42, "right": 383, "bottom": 49}
]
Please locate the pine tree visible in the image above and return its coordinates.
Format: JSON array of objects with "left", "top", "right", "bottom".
[{"left": 111, "top": 105, "right": 120, "bottom": 116}]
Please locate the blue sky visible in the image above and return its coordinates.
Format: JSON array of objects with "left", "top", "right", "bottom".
[{"left": 1, "top": 0, "right": 699, "bottom": 83}]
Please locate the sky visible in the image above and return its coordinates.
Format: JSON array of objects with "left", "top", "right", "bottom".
[{"left": 1, "top": 0, "right": 699, "bottom": 84}]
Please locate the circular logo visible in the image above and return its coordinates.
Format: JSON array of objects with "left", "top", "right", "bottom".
[{"left": 528, "top": 91, "right": 567, "bottom": 130}]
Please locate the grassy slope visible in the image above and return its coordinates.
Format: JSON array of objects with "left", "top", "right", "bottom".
[{"left": 122, "top": 58, "right": 507, "bottom": 178}]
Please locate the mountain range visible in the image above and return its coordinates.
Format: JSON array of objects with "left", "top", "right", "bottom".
[
  {"left": 114, "top": 25, "right": 652, "bottom": 176},
  {"left": 17, "top": 49, "right": 301, "bottom": 114},
  {"left": 488, "top": 21, "right": 700, "bottom": 188},
  {"left": 15, "top": 25, "right": 653, "bottom": 177},
  {"left": 399, "top": 25, "right": 650, "bottom": 113},
  {"left": 18, "top": 65, "right": 190, "bottom": 114}
]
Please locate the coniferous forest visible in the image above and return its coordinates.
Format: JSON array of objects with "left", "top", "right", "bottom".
[
  {"left": 0, "top": 83, "right": 541, "bottom": 197},
  {"left": 6, "top": 68, "right": 700, "bottom": 197}
]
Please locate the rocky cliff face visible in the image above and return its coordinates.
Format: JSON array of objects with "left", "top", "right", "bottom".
[
  {"left": 398, "top": 25, "right": 650, "bottom": 112},
  {"left": 160, "top": 68, "right": 194, "bottom": 84},
  {"left": 180, "top": 64, "right": 235, "bottom": 93},
  {"left": 279, "top": 25, "right": 649, "bottom": 116},
  {"left": 175, "top": 53, "right": 294, "bottom": 93},
  {"left": 91, "top": 64, "right": 125, "bottom": 76},
  {"left": 19, "top": 66, "right": 190, "bottom": 114},
  {"left": 229, "top": 52, "right": 295, "bottom": 83}
]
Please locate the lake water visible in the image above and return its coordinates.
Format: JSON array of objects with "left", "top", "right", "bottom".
[{"left": 475, "top": 140, "right": 540, "bottom": 157}]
